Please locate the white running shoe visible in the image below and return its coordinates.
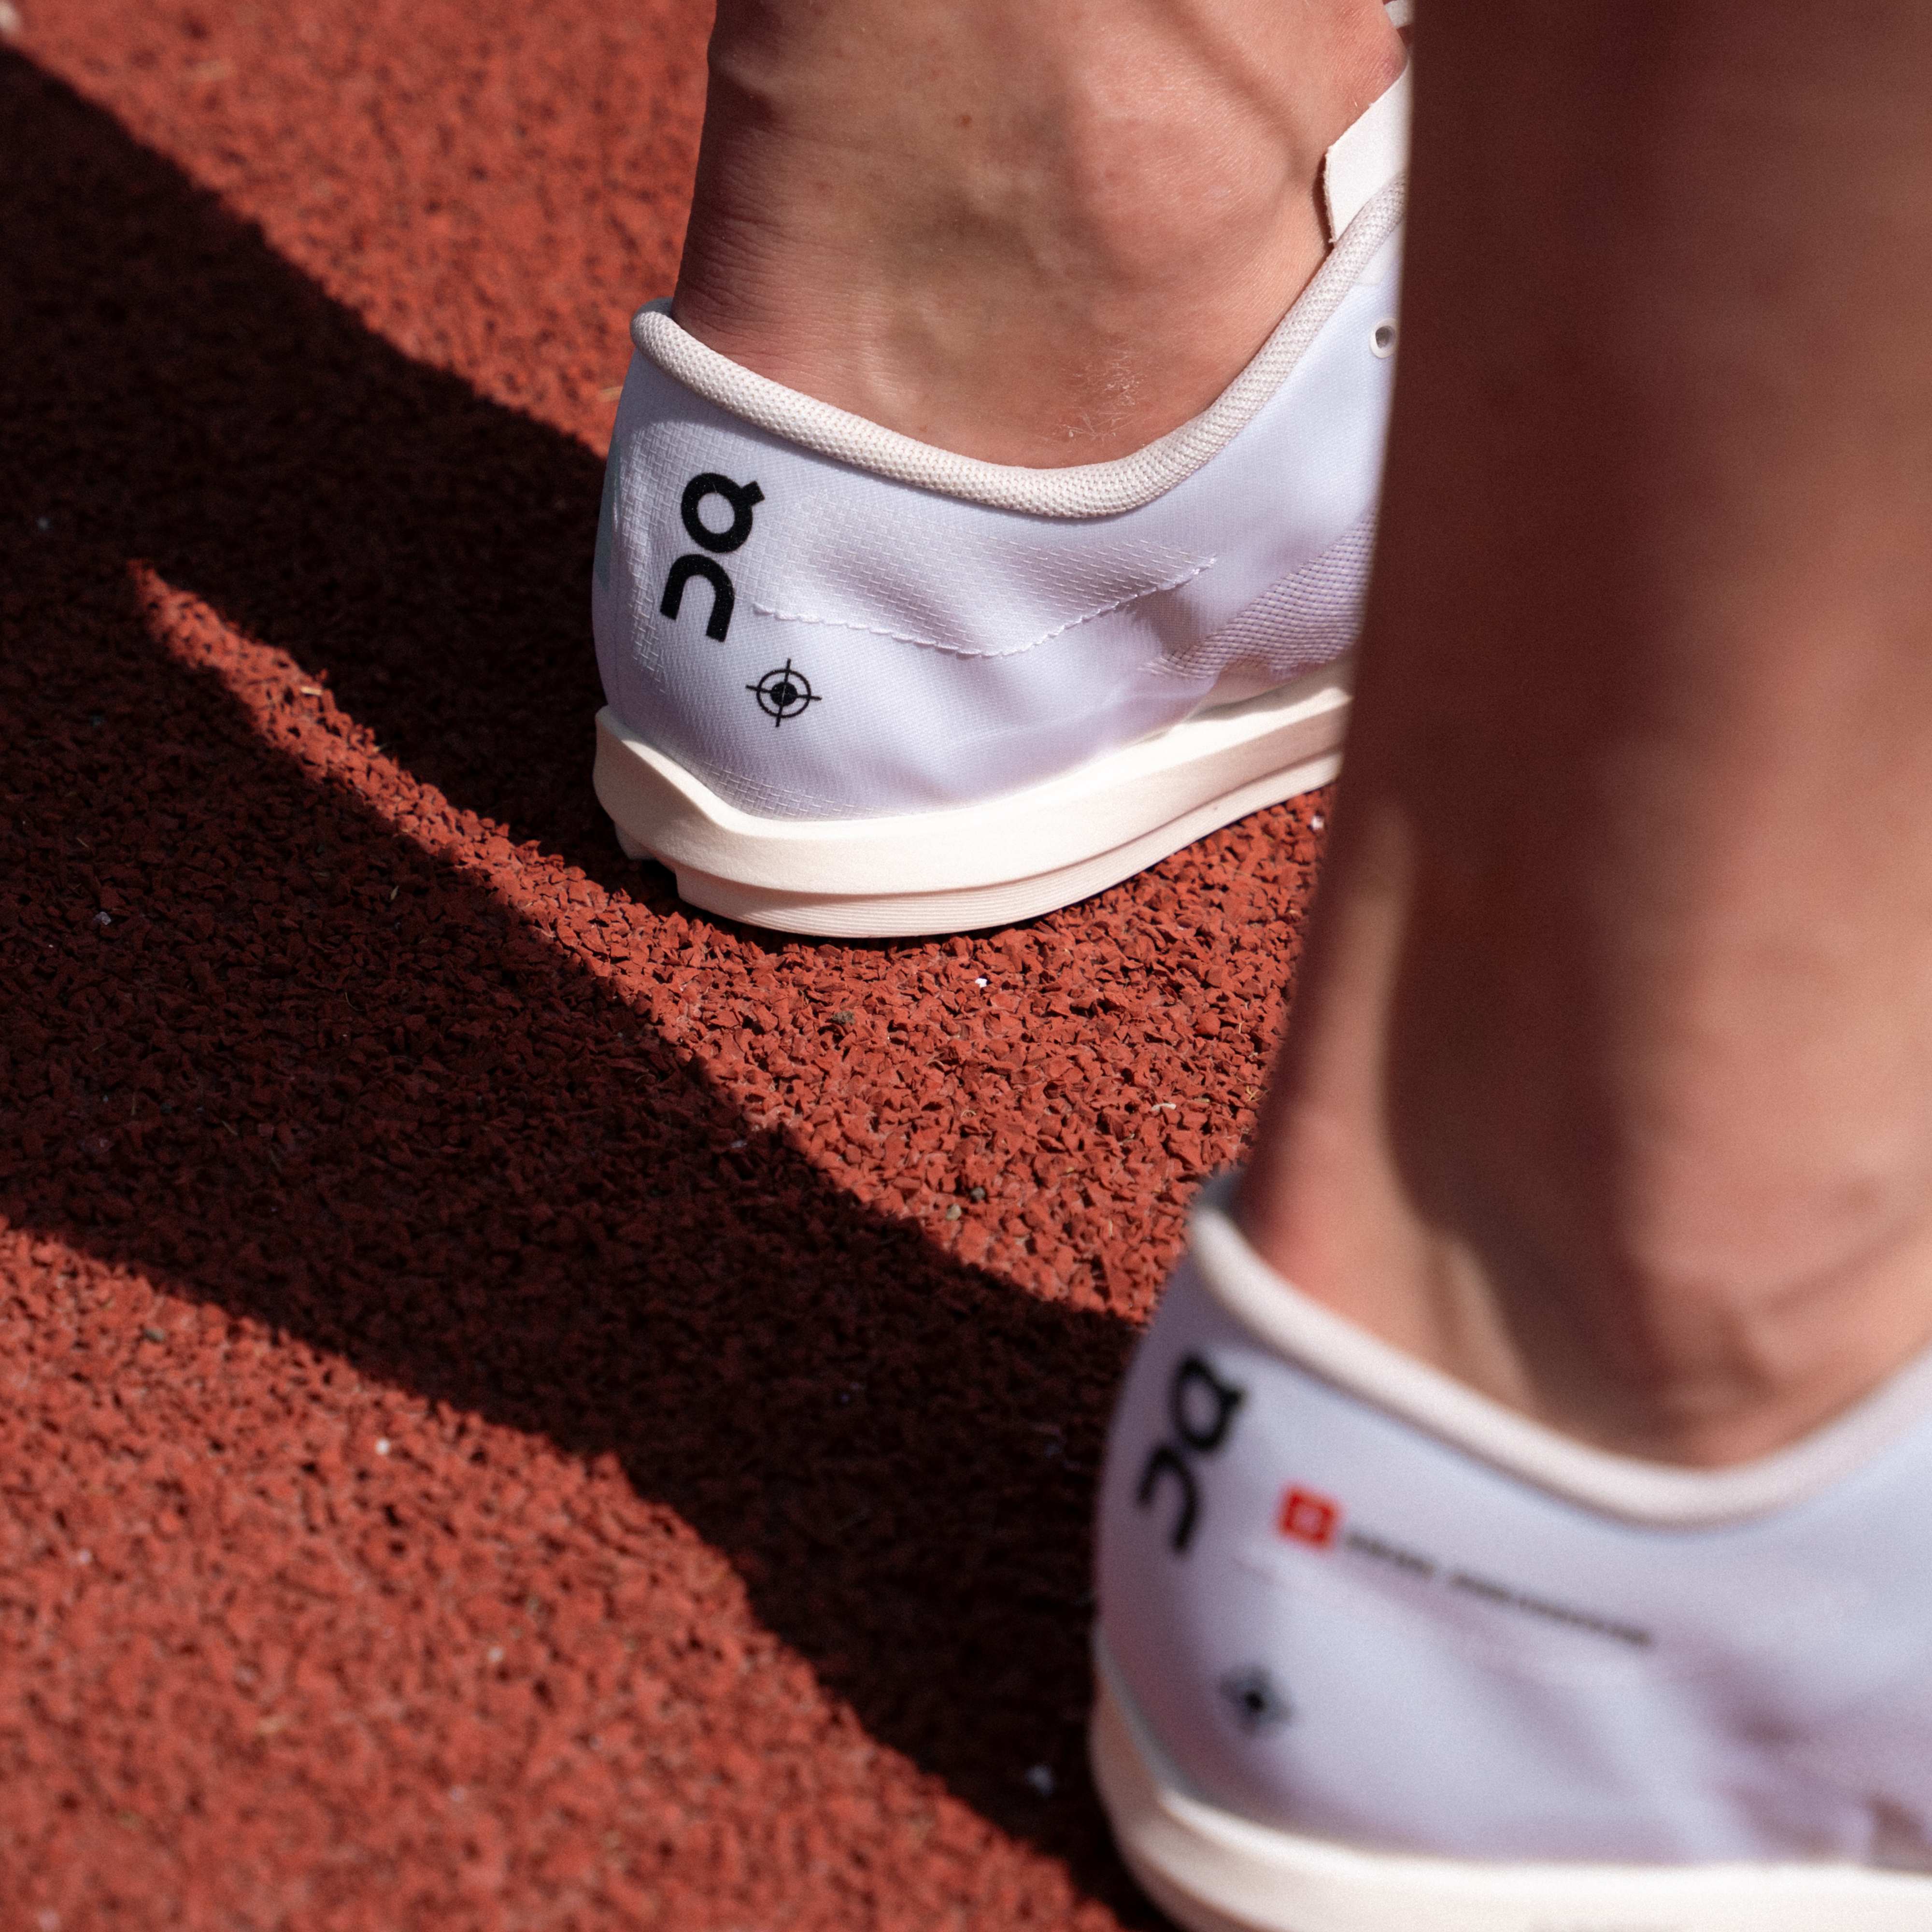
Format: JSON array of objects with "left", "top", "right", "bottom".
[
  {"left": 589, "top": 63, "right": 1412, "bottom": 937},
  {"left": 1092, "top": 1177, "right": 1932, "bottom": 1932}
]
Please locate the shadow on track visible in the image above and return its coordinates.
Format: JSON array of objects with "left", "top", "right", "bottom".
[{"left": 0, "top": 53, "right": 1157, "bottom": 1920}]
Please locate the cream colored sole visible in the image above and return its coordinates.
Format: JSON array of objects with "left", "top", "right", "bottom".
[
  {"left": 1089, "top": 1636, "right": 1932, "bottom": 1932},
  {"left": 593, "top": 660, "right": 1350, "bottom": 938}
]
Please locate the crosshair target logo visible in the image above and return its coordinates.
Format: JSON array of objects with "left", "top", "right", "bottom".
[{"left": 747, "top": 660, "right": 823, "bottom": 727}]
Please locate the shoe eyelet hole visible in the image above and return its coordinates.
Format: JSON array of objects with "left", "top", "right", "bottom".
[{"left": 1372, "top": 320, "right": 1398, "bottom": 358}]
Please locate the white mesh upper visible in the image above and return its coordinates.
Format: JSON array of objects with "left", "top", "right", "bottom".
[
  {"left": 1150, "top": 514, "right": 1378, "bottom": 687},
  {"left": 594, "top": 57, "right": 1411, "bottom": 821}
]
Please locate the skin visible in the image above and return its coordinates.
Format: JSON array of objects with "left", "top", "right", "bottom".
[
  {"left": 1240, "top": 0, "right": 1932, "bottom": 1464},
  {"left": 675, "top": 0, "right": 1932, "bottom": 1465},
  {"left": 674, "top": 0, "right": 1405, "bottom": 463}
]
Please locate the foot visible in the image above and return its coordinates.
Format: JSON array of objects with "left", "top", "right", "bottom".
[
  {"left": 592, "top": 57, "right": 1408, "bottom": 934},
  {"left": 1090, "top": 1186, "right": 1932, "bottom": 1928}
]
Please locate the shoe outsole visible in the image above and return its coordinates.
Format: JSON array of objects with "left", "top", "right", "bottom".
[
  {"left": 594, "top": 660, "right": 1351, "bottom": 938},
  {"left": 1089, "top": 1635, "right": 1932, "bottom": 1932}
]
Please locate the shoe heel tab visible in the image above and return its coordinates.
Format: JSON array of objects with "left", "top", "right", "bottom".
[{"left": 1322, "top": 59, "right": 1412, "bottom": 245}]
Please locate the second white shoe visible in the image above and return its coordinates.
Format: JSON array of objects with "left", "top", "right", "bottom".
[
  {"left": 1093, "top": 1177, "right": 1932, "bottom": 1932},
  {"left": 590, "top": 64, "right": 1411, "bottom": 937}
]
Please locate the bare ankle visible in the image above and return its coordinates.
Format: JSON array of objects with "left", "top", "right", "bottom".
[
  {"left": 1235, "top": 795, "right": 1932, "bottom": 1466},
  {"left": 670, "top": 0, "right": 1403, "bottom": 465}
]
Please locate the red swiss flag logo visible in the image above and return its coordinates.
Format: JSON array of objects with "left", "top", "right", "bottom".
[{"left": 1279, "top": 1486, "right": 1341, "bottom": 1548}]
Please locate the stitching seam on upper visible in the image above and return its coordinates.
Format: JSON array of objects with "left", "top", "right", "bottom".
[{"left": 750, "top": 560, "right": 1215, "bottom": 658}]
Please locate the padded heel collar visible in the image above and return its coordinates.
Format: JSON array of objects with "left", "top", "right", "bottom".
[{"left": 1188, "top": 1171, "right": 1932, "bottom": 1526}]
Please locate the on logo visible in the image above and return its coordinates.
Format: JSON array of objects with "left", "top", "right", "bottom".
[
  {"left": 1136, "top": 1353, "right": 1245, "bottom": 1555},
  {"left": 660, "top": 471, "right": 765, "bottom": 642},
  {"left": 1278, "top": 1486, "right": 1342, "bottom": 1548}
]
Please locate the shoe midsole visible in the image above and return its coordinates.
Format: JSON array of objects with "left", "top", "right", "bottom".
[{"left": 593, "top": 660, "right": 1350, "bottom": 898}]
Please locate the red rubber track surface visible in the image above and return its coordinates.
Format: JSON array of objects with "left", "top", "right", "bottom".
[{"left": 0, "top": 5, "right": 1328, "bottom": 1925}]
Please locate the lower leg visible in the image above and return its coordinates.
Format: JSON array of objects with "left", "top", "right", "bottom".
[
  {"left": 670, "top": 0, "right": 1402, "bottom": 464},
  {"left": 1239, "top": 0, "right": 1932, "bottom": 1466}
]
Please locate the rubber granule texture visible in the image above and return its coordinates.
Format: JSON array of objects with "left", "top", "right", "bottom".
[{"left": 0, "top": 5, "right": 1330, "bottom": 1927}]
